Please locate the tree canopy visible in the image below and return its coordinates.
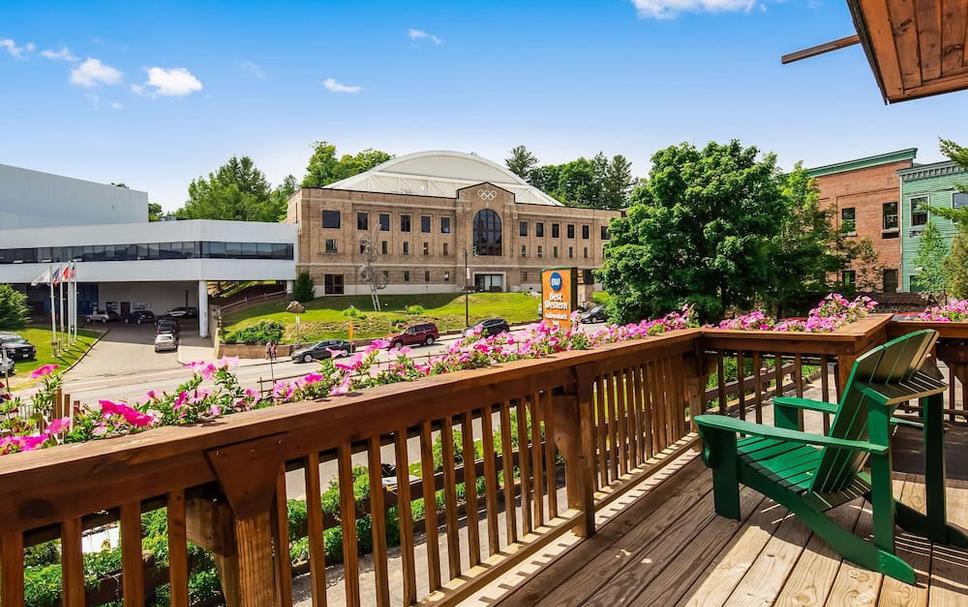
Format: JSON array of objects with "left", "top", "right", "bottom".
[
  {"left": 505, "top": 145, "right": 636, "bottom": 209},
  {"left": 505, "top": 145, "right": 538, "bottom": 180},
  {"left": 175, "top": 156, "right": 293, "bottom": 222},
  {"left": 599, "top": 141, "right": 852, "bottom": 323},
  {"left": 301, "top": 141, "right": 393, "bottom": 188},
  {"left": 913, "top": 220, "right": 950, "bottom": 300},
  {"left": 0, "top": 284, "right": 30, "bottom": 330}
]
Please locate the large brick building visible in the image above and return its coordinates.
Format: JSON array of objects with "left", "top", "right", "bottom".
[
  {"left": 287, "top": 151, "right": 620, "bottom": 297},
  {"left": 807, "top": 148, "right": 917, "bottom": 293}
]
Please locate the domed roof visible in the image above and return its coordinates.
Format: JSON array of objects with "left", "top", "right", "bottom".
[{"left": 324, "top": 150, "right": 562, "bottom": 206}]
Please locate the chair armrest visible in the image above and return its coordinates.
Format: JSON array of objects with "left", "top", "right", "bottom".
[
  {"left": 774, "top": 396, "right": 838, "bottom": 415},
  {"left": 695, "top": 415, "right": 888, "bottom": 455}
]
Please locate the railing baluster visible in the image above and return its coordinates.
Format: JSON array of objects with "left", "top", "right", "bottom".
[
  {"left": 794, "top": 353, "right": 804, "bottom": 398},
  {"left": 543, "top": 390, "right": 558, "bottom": 518},
  {"left": 774, "top": 353, "right": 783, "bottom": 399},
  {"left": 304, "top": 452, "right": 328, "bottom": 607},
  {"left": 639, "top": 363, "right": 653, "bottom": 459},
  {"left": 61, "top": 518, "right": 84, "bottom": 607},
  {"left": 273, "top": 471, "right": 293, "bottom": 606},
  {"left": 121, "top": 501, "right": 144, "bottom": 607},
  {"left": 338, "top": 443, "right": 361, "bottom": 607},
  {"left": 440, "top": 418, "right": 463, "bottom": 580},
  {"left": 515, "top": 398, "right": 533, "bottom": 535},
  {"left": 459, "top": 413, "right": 481, "bottom": 568},
  {"left": 480, "top": 404, "right": 501, "bottom": 554},
  {"left": 626, "top": 366, "right": 640, "bottom": 468},
  {"left": 615, "top": 368, "right": 628, "bottom": 475},
  {"left": 1, "top": 531, "right": 24, "bottom": 606},
  {"left": 821, "top": 354, "right": 832, "bottom": 432},
  {"left": 949, "top": 366, "right": 957, "bottom": 423},
  {"left": 419, "top": 421, "right": 442, "bottom": 589},
  {"left": 166, "top": 490, "right": 189, "bottom": 607},
  {"left": 673, "top": 355, "right": 686, "bottom": 438},
  {"left": 737, "top": 352, "right": 746, "bottom": 421},
  {"left": 648, "top": 361, "right": 665, "bottom": 452},
  {"left": 393, "top": 431, "right": 417, "bottom": 605},
  {"left": 753, "top": 351, "right": 763, "bottom": 423},
  {"left": 605, "top": 370, "right": 619, "bottom": 482},
  {"left": 664, "top": 357, "right": 677, "bottom": 444},
  {"left": 530, "top": 394, "right": 545, "bottom": 527},
  {"left": 367, "top": 436, "right": 391, "bottom": 606},
  {"left": 499, "top": 401, "right": 518, "bottom": 544},
  {"left": 593, "top": 375, "right": 607, "bottom": 489},
  {"left": 716, "top": 351, "right": 727, "bottom": 414}
]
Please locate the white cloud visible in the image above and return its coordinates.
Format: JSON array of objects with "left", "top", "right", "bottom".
[
  {"left": 323, "top": 77, "right": 361, "bottom": 93},
  {"left": 0, "top": 37, "right": 30, "bottom": 59},
  {"left": 110, "top": 100, "right": 123, "bottom": 110},
  {"left": 408, "top": 28, "right": 442, "bottom": 45},
  {"left": 40, "top": 46, "right": 79, "bottom": 62},
  {"left": 140, "top": 66, "right": 203, "bottom": 97},
  {"left": 630, "top": 0, "right": 755, "bottom": 19},
  {"left": 70, "top": 58, "right": 123, "bottom": 88},
  {"left": 240, "top": 60, "right": 265, "bottom": 79}
]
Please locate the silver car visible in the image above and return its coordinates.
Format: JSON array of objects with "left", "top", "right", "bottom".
[
  {"left": 154, "top": 333, "right": 178, "bottom": 352},
  {"left": 0, "top": 354, "right": 14, "bottom": 376}
]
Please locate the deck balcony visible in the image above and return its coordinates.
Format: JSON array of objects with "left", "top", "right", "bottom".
[{"left": 0, "top": 315, "right": 965, "bottom": 606}]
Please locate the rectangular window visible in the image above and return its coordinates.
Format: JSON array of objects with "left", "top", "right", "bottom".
[
  {"left": 324, "top": 239, "right": 338, "bottom": 254},
  {"left": 567, "top": 224, "right": 575, "bottom": 239},
  {"left": 519, "top": 221, "right": 528, "bottom": 237},
  {"left": 421, "top": 215, "right": 431, "bottom": 233},
  {"left": 403, "top": 241, "right": 410, "bottom": 255},
  {"left": 954, "top": 192, "right": 968, "bottom": 209},
  {"left": 522, "top": 271, "right": 528, "bottom": 281},
  {"left": 911, "top": 196, "right": 928, "bottom": 226},
  {"left": 882, "top": 202, "right": 898, "bottom": 231},
  {"left": 552, "top": 223, "right": 560, "bottom": 238},
  {"left": 568, "top": 246, "right": 574, "bottom": 258},
  {"left": 536, "top": 222, "right": 545, "bottom": 237},
  {"left": 423, "top": 242, "right": 429, "bottom": 256},
  {"left": 403, "top": 270, "right": 410, "bottom": 282},
  {"left": 882, "top": 269, "right": 898, "bottom": 293},
  {"left": 381, "top": 241, "right": 388, "bottom": 255},
  {"left": 553, "top": 246, "right": 559, "bottom": 258},
  {"left": 379, "top": 213, "right": 390, "bottom": 231},
  {"left": 842, "top": 269, "right": 856, "bottom": 288},
  {"left": 537, "top": 245, "right": 543, "bottom": 258},
  {"left": 441, "top": 217, "right": 451, "bottom": 234},
  {"left": 584, "top": 247, "right": 589, "bottom": 258},
  {"left": 582, "top": 224, "right": 590, "bottom": 239},
  {"left": 357, "top": 212, "right": 368, "bottom": 230},
  {"left": 601, "top": 225, "right": 610, "bottom": 240},
  {"left": 424, "top": 270, "right": 430, "bottom": 283},
  {"left": 323, "top": 274, "right": 344, "bottom": 295},
  {"left": 400, "top": 214, "right": 411, "bottom": 232},
  {"left": 383, "top": 270, "right": 389, "bottom": 281},
  {"left": 841, "top": 207, "right": 856, "bottom": 233},
  {"left": 443, "top": 243, "right": 449, "bottom": 256},
  {"left": 444, "top": 271, "right": 450, "bottom": 282},
  {"left": 520, "top": 244, "right": 527, "bottom": 257},
  {"left": 322, "top": 210, "right": 341, "bottom": 229}
]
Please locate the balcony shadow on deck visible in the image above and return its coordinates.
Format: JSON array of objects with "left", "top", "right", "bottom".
[{"left": 467, "top": 429, "right": 968, "bottom": 607}]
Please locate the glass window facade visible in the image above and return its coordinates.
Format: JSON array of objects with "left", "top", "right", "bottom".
[{"left": 0, "top": 241, "right": 294, "bottom": 264}]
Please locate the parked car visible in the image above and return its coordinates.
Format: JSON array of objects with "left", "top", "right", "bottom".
[
  {"left": 123, "top": 310, "right": 156, "bottom": 325},
  {"left": 155, "top": 318, "right": 180, "bottom": 336},
  {"left": 464, "top": 318, "right": 510, "bottom": 338},
  {"left": 0, "top": 353, "right": 14, "bottom": 376},
  {"left": 85, "top": 309, "right": 119, "bottom": 323},
  {"left": 0, "top": 333, "right": 36, "bottom": 360},
  {"left": 388, "top": 323, "right": 439, "bottom": 349},
  {"left": 165, "top": 307, "right": 198, "bottom": 319},
  {"left": 579, "top": 305, "right": 607, "bottom": 324},
  {"left": 154, "top": 333, "right": 178, "bottom": 353},
  {"left": 291, "top": 339, "right": 355, "bottom": 363}
]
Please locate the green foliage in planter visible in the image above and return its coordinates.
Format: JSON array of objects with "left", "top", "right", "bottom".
[{"left": 223, "top": 319, "right": 285, "bottom": 344}]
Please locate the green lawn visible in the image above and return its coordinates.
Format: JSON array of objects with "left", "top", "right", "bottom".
[
  {"left": 221, "top": 292, "right": 542, "bottom": 342},
  {"left": 5, "top": 326, "right": 101, "bottom": 388}
]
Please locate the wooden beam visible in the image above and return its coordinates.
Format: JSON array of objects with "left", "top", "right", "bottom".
[{"left": 781, "top": 34, "right": 861, "bottom": 64}]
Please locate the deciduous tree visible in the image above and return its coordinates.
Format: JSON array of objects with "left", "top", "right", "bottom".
[
  {"left": 301, "top": 141, "right": 392, "bottom": 188},
  {"left": 912, "top": 220, "right": 949, "bottom": 301},
  {"left": 0, "top": 284, "right": 30, "bottom": 330},
  {"left": 176, "top": 156, "right": 285, "bottom": 222}
]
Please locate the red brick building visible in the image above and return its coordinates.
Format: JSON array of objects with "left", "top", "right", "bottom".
[{"left": 807, "top": 148, "right": 916, "bottom": 293}]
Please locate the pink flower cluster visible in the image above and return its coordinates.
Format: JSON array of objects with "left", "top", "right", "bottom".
[
  {"left": 0, "top": 417, "right": 70, "bottom": 454},
  {"left": 717, "top": 294, "right": 877, "bottom": 333},
  {"left": 916, "top": 299, "right": 968, "bottom": 322}
]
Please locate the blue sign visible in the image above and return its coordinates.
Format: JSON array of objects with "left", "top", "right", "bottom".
[{"left": 550, "top": 271, "right": 563, "bottom": 291}]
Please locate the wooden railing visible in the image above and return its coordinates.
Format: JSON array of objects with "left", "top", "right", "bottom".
[{"left": 2, "top": 316, "right": 966, "bottom": 607}]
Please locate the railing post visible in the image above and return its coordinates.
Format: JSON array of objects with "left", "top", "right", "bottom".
[
  {"left": 202, "top": 434, "right": 288, "bottom": 607},
  {"left": 682, "top": 350, "right": 706, "bottom": 431},
  {"left": 569, "top": 365, "right": 599, "bottom": 538}
]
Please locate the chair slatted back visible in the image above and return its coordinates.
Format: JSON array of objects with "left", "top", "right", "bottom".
[{"left": 810, "top": 329, "right": 938, "bottom": 494}]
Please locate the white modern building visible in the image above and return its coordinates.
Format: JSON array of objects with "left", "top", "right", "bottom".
[{"left": 0, "top": 165, "right": 297, "bottom": 337}]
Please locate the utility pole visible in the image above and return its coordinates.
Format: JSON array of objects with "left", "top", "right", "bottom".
[{"left": 464, "top": 249, "right": 470, "bottom": 327}]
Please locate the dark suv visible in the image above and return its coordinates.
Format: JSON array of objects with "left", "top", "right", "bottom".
[
  {"left": 123, "top": 310, "right": 156, "bottom": 325},
  {"left": 0, "top": 333, "right": 36, "bottom": 361},
  {"left": 156, "top": 318, "right": 180, "bottom": 337},
  {"left": 388, "top": 323, "right": 439, "bottom": 349}
]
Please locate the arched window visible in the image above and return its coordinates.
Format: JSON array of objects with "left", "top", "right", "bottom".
[{"left": 473, "top": 209, "right": 502, "bottom": 256}]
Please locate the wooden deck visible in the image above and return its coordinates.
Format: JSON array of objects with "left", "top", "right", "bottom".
[{"left": 467, "top": 426, "right": 968, "bottom": 607}]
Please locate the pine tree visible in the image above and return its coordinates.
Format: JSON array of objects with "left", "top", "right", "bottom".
[{"left": 505, "top": 145, "right": 538, "bottom": 180}]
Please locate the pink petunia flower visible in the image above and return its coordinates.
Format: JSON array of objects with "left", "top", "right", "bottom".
[{"left": 30, "top": 364, "right": 59, "bottom": 379}]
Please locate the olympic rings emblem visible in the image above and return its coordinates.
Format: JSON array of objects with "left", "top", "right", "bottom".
[{"left": 478, "top": 189, "right": 497, "bottom": 201}]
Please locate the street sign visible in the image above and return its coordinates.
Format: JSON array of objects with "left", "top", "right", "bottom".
[{"left": 540, "top": 267, "right": 577, "bottom": 329}]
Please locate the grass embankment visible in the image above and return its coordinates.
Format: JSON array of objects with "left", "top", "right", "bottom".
[
  {"left": 222, "top": 292, "right": 541, "bottom": 342},
  {"left": 4, "top": 326, "right": 100, "bottom": 389}
]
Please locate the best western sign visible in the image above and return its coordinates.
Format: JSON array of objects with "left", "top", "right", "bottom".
[{"left": 541, "top": 267, "right": 578, "bottom": 329}]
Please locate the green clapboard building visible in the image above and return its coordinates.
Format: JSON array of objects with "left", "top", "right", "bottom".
[{"left": 898, "top": 161, "right": 968, "bottom": 292}]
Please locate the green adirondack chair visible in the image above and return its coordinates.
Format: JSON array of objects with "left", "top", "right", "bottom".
[{"left": 696, "top": 329, "right": 968, "bottom": 583}]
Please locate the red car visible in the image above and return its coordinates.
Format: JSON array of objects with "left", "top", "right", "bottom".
[{"left": 388, "top": 323, "right": 439, "bottom": 348}]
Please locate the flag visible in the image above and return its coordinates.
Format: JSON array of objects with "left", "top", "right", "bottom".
[
  {"left": 61, "top": 264, "right": 74, "bottom": 281},
  {"left": 50, "top": 267, "right": 62, "bottom": 287},
  {"left": 30, "top": 269, "right": 50, "bottom": 287}
]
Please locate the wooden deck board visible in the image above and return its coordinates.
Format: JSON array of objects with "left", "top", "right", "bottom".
[{"left": 482, "top": 425, "right": 968, "bottom": 607}]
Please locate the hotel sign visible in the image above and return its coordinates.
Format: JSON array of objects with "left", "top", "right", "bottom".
[{"left": 541, "top": 267, "right": 578, "bottom": 329}]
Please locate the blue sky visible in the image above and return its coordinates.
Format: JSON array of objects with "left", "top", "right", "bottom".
[{"left": 2, "top": 0, "right": 967, "bottom": 211}]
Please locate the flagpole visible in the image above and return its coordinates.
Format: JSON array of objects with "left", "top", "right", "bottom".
[
  {"left": 70, "top": 262, "right": 76, "bottom": 343},
  {"left": 49, "top": 263, "right": 57, "bottom": 356},
  {"left": 59, "top": 267, "right": 65, "bottom": 350}
]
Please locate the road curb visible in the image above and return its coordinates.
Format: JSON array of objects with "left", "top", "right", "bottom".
[{"left": 61, "top": 328, "right": 109, "bottom": 377}]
